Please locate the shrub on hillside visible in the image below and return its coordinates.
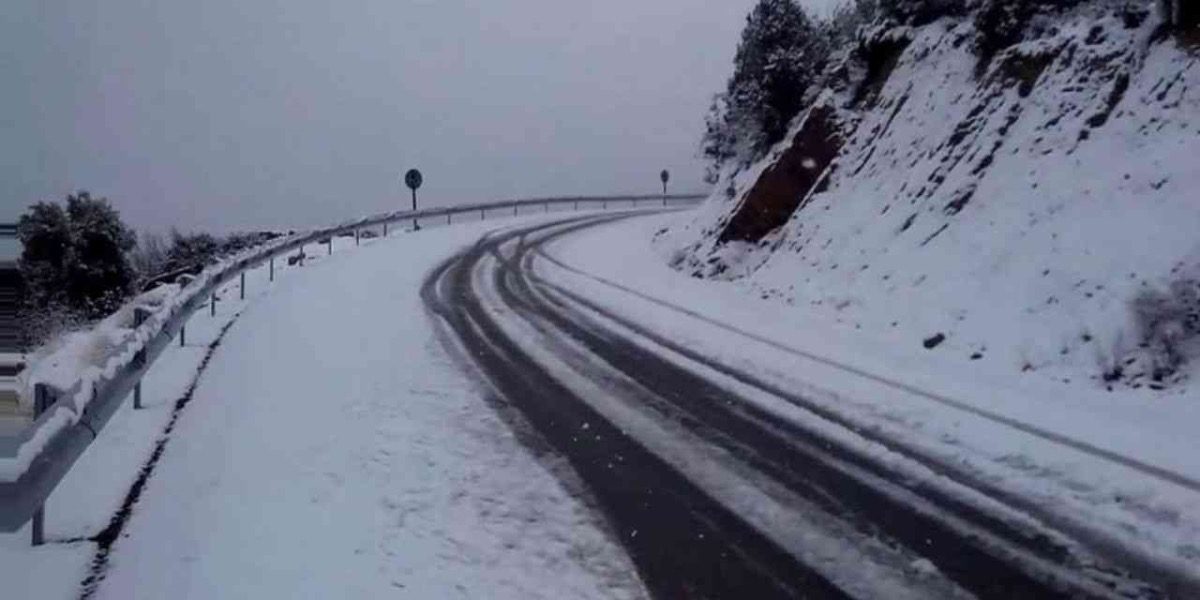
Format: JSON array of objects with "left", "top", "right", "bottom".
[
  {"left": 827, "top": 0, "right": 882, "bottom": 45},
  {"left": 219, "top": 231, "right": 278, "bottom": 255},
  {"left": 876, "top": 0, "right": 966, "bottom": 26},
  {"left": 973, "top": 0, "right": 1096, "bottom": 59},
  {"left": 974, "top": 0, "right": 1038, "bottom": 58},
  {"left": 1125, "top": 277, "right": 1200, "bottom": 384},
  {"left": 162, "top": 230, "right": 220, "bottom": 274},
  {"left": 137, "top": 230, "right": 279, "bottom": 283},
  {"left": 130, "top": 231, "right": 170, "bottom": 280}
]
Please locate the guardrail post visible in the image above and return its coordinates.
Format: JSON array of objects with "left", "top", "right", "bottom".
[
  {"left": 31, "top": 505, "right": 43, "bottom": 546},
  {"left": 133, "top": 307, "right": 151, "bottom": 409},
  {"left": 383, "top": 222, "right": 388, "bottom": 237},
  {"left": 269, "top": 257, "right": 275, "bottom": 282},
  {"left": 602, "top": 198, "right": 608, "bottom": 210},
  {"left": 210, "top": 292, "right": 217, "bottom": 317},
  {"left": 480, "top": 208, "right": 485, "bottom": 220},
  {"left": 299, "top": 245, "right": 305, "bottom": 267},
  {"left": 447, "top": 213, "right": 451, "bottom": 225},
  {"left": 31, "top": 383, "right": 54, "bottom": 546},
  {"left": 33, "top": 383, "right": 51, "bottom": 419},
  {"left": 328, "top": 237, "right": 333, "bottom": 255},
  {"left": 180, "top": 320, "right": 186, "bottom": 347},
  {"left": 513, "top": 205, "right": 518, "bottom": 217},
  {"left": 239, "top": 272, "right": 246, "bottom": 300},
  {"left": 355, "top": 230, "right": 360, "bottom": 246}
]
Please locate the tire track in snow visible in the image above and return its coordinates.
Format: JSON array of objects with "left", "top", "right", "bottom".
[
  {"left": 75, "top": 312, "right": 244, "bottom": 600},
  {"left": 534, "top": 242, "right": 1200, "bottom": 495},
  {"left": 423, "top": 215, "right": 849, "bottom": 600}
]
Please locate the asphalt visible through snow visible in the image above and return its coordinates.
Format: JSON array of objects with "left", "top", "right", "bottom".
[{"left": 422, "top": 213, "right": 1165, "bottom": 600}]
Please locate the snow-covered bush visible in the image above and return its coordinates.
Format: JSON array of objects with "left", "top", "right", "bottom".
[
  {"left": 163, "top": 230, "right": 220, "bottom": 274},
  {"left": 130, "top": 231, "right": 170, "bottom": 281},
  {"left": 136, "top": 229, "right": 282, "bottom": 285},
  {"left": 827, "top": 0, "right": 883, "bottom": 45},
  {"left": 876, "top": 0, "right": 967, "bottom": 26},
  {"left": 18, "top": 300, "right": 85, "bottom": 357},
  {"left": 973, "top": 0, "right": 1038, "bottom": 58},
  {"left": 972, "top": 1, "right": 1100, "bottom": 60},
  {"left": 1127, "top": 277, "right": 1200, "bottom": 383},
  {"left": 851, "top": 20, "right": 915, "bottom": 105}
]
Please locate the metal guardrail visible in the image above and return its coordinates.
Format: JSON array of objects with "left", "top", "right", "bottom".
[
  {"left": 0, "top": 193, "right": 704, "bottom": 542},
  {"left": 0, "top": 223, "right": 16, "bottom": 237},
  {"left": 138, "top": 262, "right": 209, "bottom": 293}
]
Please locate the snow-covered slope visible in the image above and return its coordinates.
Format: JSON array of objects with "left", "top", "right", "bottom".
[{"left": 667, "top": 2, "right": 1200, "bottom": 393}]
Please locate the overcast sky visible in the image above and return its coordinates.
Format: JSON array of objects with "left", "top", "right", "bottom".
[{"left": 2, "top": 0, "right": 839, "bottom": 233}]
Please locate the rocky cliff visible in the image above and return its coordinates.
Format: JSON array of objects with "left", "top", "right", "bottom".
[{"left": 665, "top": 1, "right": 1200, "bottom": 389}]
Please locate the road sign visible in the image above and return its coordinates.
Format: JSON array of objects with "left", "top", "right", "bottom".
[
  {"left": 405, "top": 169, "right": 423, "bottom": 191},
  {"left": 405, "top": 169, "right": 423, "bottom": 229},
  {"left": 660, "top": 169, "right": 670, "bottom": 184}
]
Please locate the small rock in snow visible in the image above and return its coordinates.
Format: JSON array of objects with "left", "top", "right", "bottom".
[{"left": 907, "top": 558, "right": 940, "bottom": 579}]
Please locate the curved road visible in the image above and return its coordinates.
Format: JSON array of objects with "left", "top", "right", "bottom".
[{"left": 422, "top": 213, "right": 1166, "bottom": 600}]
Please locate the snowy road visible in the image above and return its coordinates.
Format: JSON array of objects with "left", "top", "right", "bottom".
[
  {"left": 424, "top": 213, "right": 1182, "bottom": 599},
  {"left": 84, "top": 220, "right": 646, "bottom": 599},
  {"left": 16, "top": 211, "right": 1195, "bottom": 599}
]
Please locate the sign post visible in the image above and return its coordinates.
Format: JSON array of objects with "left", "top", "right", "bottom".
[
  {"left": 405, "top": 169, "right": 423, "bottom": 230},
  {"left": 660, "top": 169, "right": 670, "bottom": 206}
]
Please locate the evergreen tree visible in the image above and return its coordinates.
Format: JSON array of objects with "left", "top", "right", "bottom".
[
  {"left": 64, "top": 192, "right": 137, "bottom": 316},
  {"left": 16, "top": 202, "right": 71, "bottom": 309},
  {"left": 17, "top": 191, "right": 136, "bottom": 321},
  {"left": 704, "top": 0, "right": 826, "bottom": 169}
]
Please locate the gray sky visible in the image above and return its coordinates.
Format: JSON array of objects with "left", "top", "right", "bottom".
[{"left": 2, "top": 0, "right": 838, "bottom": 233}]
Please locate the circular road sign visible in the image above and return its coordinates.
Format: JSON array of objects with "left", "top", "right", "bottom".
[
  {"left": 405, "top": 169, "right": 423, "bottom": 191},
  {"left": 660, "top": 169, "right": 670, "bottom": 184}
]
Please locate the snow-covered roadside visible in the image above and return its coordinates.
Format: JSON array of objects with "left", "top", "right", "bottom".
[
  {"left": 0, "top": 233, "right": 329, "bottom": 599},
  {"left": 82, "top": 218, "right": 644, "bottom": 599},
  {"left": 538, "top": 211, "right": 1200, "bottom": 585}
]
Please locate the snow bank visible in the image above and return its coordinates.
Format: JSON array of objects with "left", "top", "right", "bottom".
[{"left": 19, "top": 284, "right": 179, "bottom": 402}]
